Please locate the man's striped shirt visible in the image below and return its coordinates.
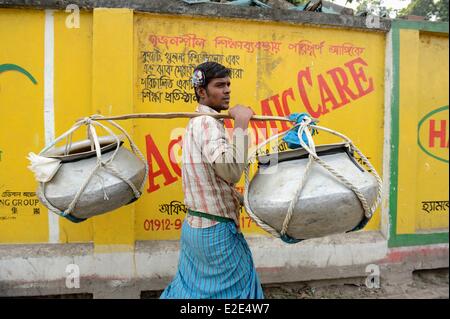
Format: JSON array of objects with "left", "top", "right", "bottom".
[{"left": 182, "top": 104, "right": 245, "bottom": 229}]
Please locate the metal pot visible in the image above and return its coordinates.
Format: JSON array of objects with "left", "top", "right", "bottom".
[
  {"left": 247, "top": 143, "right": 378, "bottom": 239},
  {"left": 37, "top": 136, "right": 146, "bottom": 220}
]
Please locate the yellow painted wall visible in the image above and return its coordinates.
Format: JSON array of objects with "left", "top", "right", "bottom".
[
  {"left": 0, "top": 9, "right": 48, "bottom": 243},
  {"left": 54, "top": 10, "right": 94, "bottom": 243},
  {"left": 133, "top": 13, "right": 385, "bottom": 240},
  {"left": 397, "top": 29, "right": 449, "bottom": 234},
  {"left": 90, "top": 8, "right": 136, "bottom": 251},
  {"left": 6, "top": 8, "right": 447, "bottom": 244}
]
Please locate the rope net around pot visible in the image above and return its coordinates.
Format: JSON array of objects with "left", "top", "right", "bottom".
[
  {"left": 242, "top": 115, "right": 382, "bottom": 242},
  {"left": 34, "top": 115, "right": 149, "bottom": 220}
]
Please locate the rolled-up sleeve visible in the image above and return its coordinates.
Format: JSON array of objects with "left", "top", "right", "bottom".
[
  {"left": 197, "top": 116, "right": 249, "bottom": 184},
  {"left": 213, "top": 129, "right": 249, "bottom": 184}
]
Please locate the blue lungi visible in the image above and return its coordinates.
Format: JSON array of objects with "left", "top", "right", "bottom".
[{"left": 160, "top": 220, "right": 264, "bottom": 299}]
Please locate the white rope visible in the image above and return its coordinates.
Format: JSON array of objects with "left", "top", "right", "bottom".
[
  {"left": 64, "top": 162, "right": 102, "bottom": 216},
  {"left": 308, "top": 125, "right": 383, "bottom": 217},
  {"left": 100, "top": 117, "right": 149, "bottom": 194},
  {"left": 64, "top": 132, "right": 73, "bottom": 156},
  {"left": 38, "top": 115, "right": 148, "bottom": 219},
  {"left": 243, "top": 123, "right": 303, "bottom": 239},
  {"left": 36, "top": 111, "right": 381, "bottom": 232},
  {"left": 280, "top": 117, "right": 315, "bottom": 237},
  {"left": 243, "top": 116, "right": 383, "bottom": 240}
]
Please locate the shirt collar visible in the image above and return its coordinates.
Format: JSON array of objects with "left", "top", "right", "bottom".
[{"left": 196, "top": 104, "right": 224, "bottom": 122}]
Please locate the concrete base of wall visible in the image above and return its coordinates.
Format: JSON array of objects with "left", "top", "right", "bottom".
[{"left": 0, "top": 231, "right": 448, "bottom": 298}]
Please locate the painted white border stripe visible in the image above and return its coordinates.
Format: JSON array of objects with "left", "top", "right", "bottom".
[{"left": 44, "top": 9, "right": 59, "bottom": 244}]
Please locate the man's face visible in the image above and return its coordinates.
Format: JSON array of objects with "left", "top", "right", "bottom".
[{"left": 198, "top": 76, "right": 231, "bottom": 112}]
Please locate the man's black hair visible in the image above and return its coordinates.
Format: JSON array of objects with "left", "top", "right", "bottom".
[{"left": 193, "top": 62, "right": 231, "bottom": 102}]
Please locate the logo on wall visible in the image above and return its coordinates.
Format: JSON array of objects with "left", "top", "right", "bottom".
[
  {"left": 0, "top": 64, "right": 37, "bottom": 164},
  {"left": 0, "top": 63, "right": 37, "bottom": 85},
  {"left": 418, "top": 105, "right": 449, "bottom": 163}
]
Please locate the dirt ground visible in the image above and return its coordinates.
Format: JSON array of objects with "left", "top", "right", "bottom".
[
  {"left": 261, "top": 268, "right": 449, "bottom": 299},
  {"left": 11, "top": 268, "right": 447, "bottom": 299},
  {"left": 137, "top": 268, "right": 448, "bottom": 299}
]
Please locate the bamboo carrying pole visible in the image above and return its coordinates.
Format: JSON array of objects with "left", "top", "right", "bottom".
[{"left": 85, "top": 112, "right": 319, "bottom": 123}]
